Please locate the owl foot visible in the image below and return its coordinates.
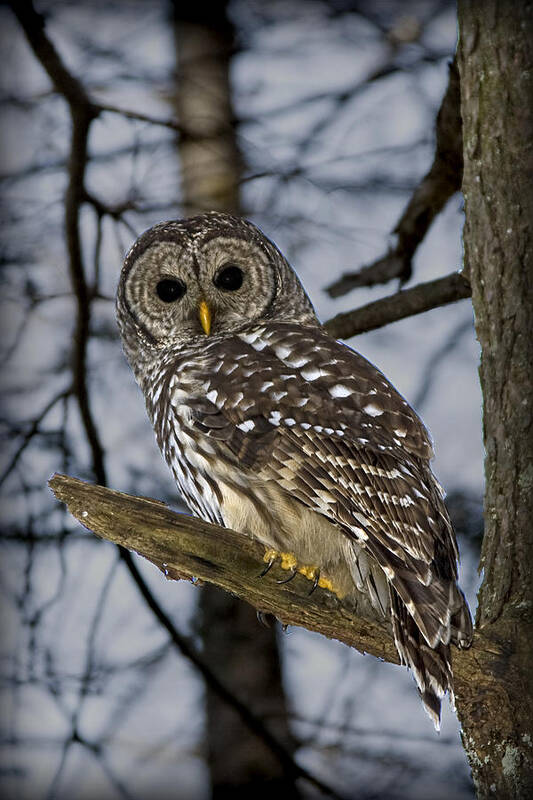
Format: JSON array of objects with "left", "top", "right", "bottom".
[
  {"left": 277, "top": 568, "right": 297, "bottom": 584},
  {"left": 260, "top": 549, "right": 337, "bottom": 595},
  {"left": 256, "top": 610, "right": 278, "bottom": 627},
  {"left": 258, "top": 553, "right": 276, "bottom": 578},
  {"left": 307, "top": 570, "right": 320, "bottom": 596}
]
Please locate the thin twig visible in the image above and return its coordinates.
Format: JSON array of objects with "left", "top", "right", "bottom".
[
  {"left": 97, "top": 102, "right": 185, "bottom": 133},
  {"left": 0, "top": 389, "right": 71, "bottom": 490},
  {"left": 323, "top": 271, "right": 471, "bottom": 340},
  {"left": 12, "top": 6, "right": 343, "bottom": 793},
  {"left": 326, "top": 58, "right": 462, "bottom": 297}
]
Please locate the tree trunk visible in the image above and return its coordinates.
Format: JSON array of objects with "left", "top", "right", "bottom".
[
  {"left": 171, "top": 2, "right": 241, "bottom": 216},
  {"left": 457, "top": 2, "right": 533, "bottom": 797},
  {"left": 170, "top": 2, "right": 298, "bottom": 795}
]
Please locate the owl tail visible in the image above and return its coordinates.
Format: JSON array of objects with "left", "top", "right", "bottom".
[{"left": 389, "top": 588, "right": 472, "bottom": 730}]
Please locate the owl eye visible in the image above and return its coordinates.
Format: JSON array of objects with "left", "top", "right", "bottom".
[
  {"left": 156, "top": 278, "right": 186, "bottom": 302},
  {"left": 213, "top": 265, "right": 243, "bottom": 291}
]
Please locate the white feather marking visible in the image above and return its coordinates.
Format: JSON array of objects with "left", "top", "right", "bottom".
[
  {"left": 260, "top": 381, "right": 274, "bottom": 392},
  {"left": 206, "top": 389, "right": 218, "bottom": 404},
  {"left": 152, "top": 384, "right": 163, "bottom": 405},
  {"left": 329, "top": 383, "right": 352, "bottom": 398},
  {"left": 363, "top": 403, "right": 384, "bottom": 417},
  {"left": 394, "top": 427, "right": 407, "bottom": 438},
  {"left": 315, "top": 489, "right": 335, "bottom": 504},
  {"left": 274, "top": 345, "right": 292, "bottom": 360},
  {"left": 237, "top": 420, "right": 255, "bottom": 432},
  {"left": 301, "top": 367, "right": 324, "bottom": 381},
  {"left": 300, "top": 422, "right": 311, "bottom": 430},
  {"left": 271, "top": 391, "right": 287, "bottom": 402},
  {"left": 286, "top": 356, "right": 309, "bottom": 368},
  {"left": 284, "top": 418, "right": 296, "bottom": 426},
  {"left": 269, "top": 410, "right": 281, "bottom": 425},
  {"left": 239, "top": 331, "right": 259, "bottom": 345}
]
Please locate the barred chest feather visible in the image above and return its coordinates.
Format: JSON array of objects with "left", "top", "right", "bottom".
[{"left": 144, "top": 350, "right": 227, "bottom": 526}]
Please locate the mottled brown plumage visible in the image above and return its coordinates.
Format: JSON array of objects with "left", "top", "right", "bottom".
[{"left": 116, "top": 212, "right": 472, "bottom": 728}]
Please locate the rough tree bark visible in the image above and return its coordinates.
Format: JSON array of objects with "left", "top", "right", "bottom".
[
  {"left": 170, "top": 3, "right": 298, "bottom": 796},
  {"left": 456, "top": 2, "right": 533, "bottom": 797}
]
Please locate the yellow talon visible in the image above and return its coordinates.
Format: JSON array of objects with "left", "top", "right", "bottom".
[
  {"left": 260, "top": 548, "right": 341, "bottom": 597},
  {"left": 279, "top": 552, "right": 298, "bottom": 571},
  {"left": 318, "top": 576, "right": 336, "bottom": 592},
  {"left": 298, "top": 565, "right": 318, "bottom": 581}
]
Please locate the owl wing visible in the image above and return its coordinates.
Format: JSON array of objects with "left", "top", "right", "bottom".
[{"left": 187, "top": 323, "right": 472, "bottom": 722}]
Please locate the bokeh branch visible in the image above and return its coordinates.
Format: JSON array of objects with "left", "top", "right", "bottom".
[
  {"left": 327, "top": 58, "right": 462, "bottom": 297},
  {"left": 12, "top": 4, "right": 319, "bottom": 791}
]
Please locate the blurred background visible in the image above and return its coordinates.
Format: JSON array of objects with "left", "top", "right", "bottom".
[{"left": 0, "top": 1, "right": 483, "bottom": 798}]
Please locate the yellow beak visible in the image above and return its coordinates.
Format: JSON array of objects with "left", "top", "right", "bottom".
[{"left": 198, "top": 300, "right": 212, "bottom": 336}]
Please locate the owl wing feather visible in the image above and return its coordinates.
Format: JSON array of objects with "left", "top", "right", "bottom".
[{"left": 185, "top": 323, "right": 472, "bottom": 725}]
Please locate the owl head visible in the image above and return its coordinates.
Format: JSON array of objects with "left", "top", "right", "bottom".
[{"left": 116, "top": 213, "right": 318, "bottom": 375}]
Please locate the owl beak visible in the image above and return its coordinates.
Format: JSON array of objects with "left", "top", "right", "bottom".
[{"left": 198, "top": 300, "right": 212, "bottom": 336}]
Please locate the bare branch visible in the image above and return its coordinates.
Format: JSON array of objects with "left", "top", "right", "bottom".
[
  {"left": 50, "top": 473, "right": 345, "bottom": 799},
  {"left": 48, "top": 472, "right": 503, "bottom": 707},
  {"left": 49, "top": 473, "right": 399, "bottom": 663},
  {"left": 8, "top": 1, "right": 94, "bottom": 111},
  {"left": 326, "top": 58, "right": 462, "bottom": 298},
  {"left": 0, "top": 389, "right": 71, "bottom": 490},
  {"left": 323, "top": 272, "right": 471, "bottom": 340},
  {"left": 97, "top": 102, "right": 184, "bottom": 134}
]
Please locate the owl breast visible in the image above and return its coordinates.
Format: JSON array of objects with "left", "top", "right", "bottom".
[
  {"left": 144, "top": 357, "right": 223, "bottom": 526},
  {"left": 144, "top": 332, "right": 391, "bottom": 615}
]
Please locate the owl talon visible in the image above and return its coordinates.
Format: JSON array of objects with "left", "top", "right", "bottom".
[
  {"left": 259, "top": 558, "right": 276, "bottom": 578},
  {"left": 308, "top": 570, "right": 320, "bottom": 596},
  {"left": 256, "top": 610, "right": 276, "bottom": 627},
  {"left": 277, "top": 568, "right": 297, "bottom": 584}
]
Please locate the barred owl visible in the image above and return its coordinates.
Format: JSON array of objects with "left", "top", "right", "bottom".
[{"left": 116, "top": 212, "right": 472, "bottom": 728}]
